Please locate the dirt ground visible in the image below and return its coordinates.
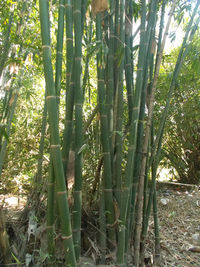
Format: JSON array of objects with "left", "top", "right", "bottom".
[
  {"left": 146, "top": 188, "right": 200, "bottom": 266},
  {"left": 1, "top": 187, "right": 200, "bottom": 266}
]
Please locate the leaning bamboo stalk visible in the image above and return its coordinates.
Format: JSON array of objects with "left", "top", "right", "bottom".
[
  {"left": 140, "top": 10, "right": 200, "bottom": 259},
  {"left": 140, "top": 120, "right": 163, "bottom": 264},
  {"left": 0, "top": 13, "right": 13, "bottom": 78},
  {"left": 34, "top": 98, "right": 47, "bottom": 196},
  {"left": 39, "top": 1, "right": 76, "bottom": 266},
  {"left": 0, "top": 76, "right": 21, "bottom": 177},
  {"left": 133, "top": 1, "right": 177, "bottom": 265},
  {"left": 150, "top": 3, "right": 200, "bottom": 165}
]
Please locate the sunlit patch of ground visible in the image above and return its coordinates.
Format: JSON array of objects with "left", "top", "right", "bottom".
[
  {"left": 0, "top": 194, "right": 27, "bottom": 211},
  {"left": 146, "top": 189, "right": 200, "bottom": 266}
]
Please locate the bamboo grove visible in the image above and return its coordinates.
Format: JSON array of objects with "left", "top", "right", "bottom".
[{"left": 38, "top": 0, "right": 200, "bottom": 266}]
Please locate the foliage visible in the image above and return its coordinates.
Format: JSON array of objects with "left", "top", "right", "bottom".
[{"left": 155, "top": 35, "right": 200, "bottom": 184}]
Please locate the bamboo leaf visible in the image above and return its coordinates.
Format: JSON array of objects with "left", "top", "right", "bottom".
[{"left": 77, "top": 144, "right": 88, "bottom": 155}]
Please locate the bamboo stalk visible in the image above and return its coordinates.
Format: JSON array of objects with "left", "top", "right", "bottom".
[
  {"left": 0, "top": 207, "right": 11, "bottom": 265},
  {"left": 0, "top": 75, "right": 21, "bottom": 177},
  {"left": 0, "top": 13, "right": 13, "bottom": 78},
  {"left": 116, "top": 0, "right": 147, "bottom": 264},
  {"left": 55, "top": 0, "right": 65, "bottom": 97},
  {"left": 62, "top": 0, "right": 74, "bottom": 178},
  {"left": 83, "top": 14, "right": 93, "bottom": 97},
  {"left": 153, "top": 186, "right": 160, "bottom": 265},
  {"left": 34, "top": 97, "right": 47, "bottom": 200},
  {"left": 150, "top": 3, "right": 200, "bottom": 165},
  {"left": 96, "top": 12, "right": 116, "bottom": 246},
  {"left": 124, "top": 0, "right": 133, "bottom": 123},
  {"left": 72, "top": 0, "right": 84, "bottom": 261},
  {"left": 128, "top": 0, "right": 158, "bottom": 243},
  {"left": 99, "top": 186, "right": 106, "bottom": 264},
  {"left": 133, "top": 1, "right": 177, "bottom": 265},
  {"left": 39, "top": 1, "right": 76, "bottom": 265},
  {"left": 47, "top": 158, "right": 55, "bottom": 266},
  {"left": 140, "top": 9, "right": 200, "bottom": 263},
  {"left": 114, "top": 0, "right": 125, "bottom": 206}
]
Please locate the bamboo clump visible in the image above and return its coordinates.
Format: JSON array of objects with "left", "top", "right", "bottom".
[{"left": 37, "top": 0, "right": 200, "bottom": 266}]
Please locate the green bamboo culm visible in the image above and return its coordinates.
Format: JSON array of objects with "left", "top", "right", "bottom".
[
  {"left": 96, "top": 12, "right": 116, "bottom": 247},
  {"left": 34, "top": 98, "right": 47, "bottom": 197},
  {"left": 151, "top": 0, "right": 200, "bottom": 164},
  {"left": 99, "top": 186, "right": 106, "bottom": 264},
  {"left": 127, "top": 0, "right": 157, "bottom": 248},
  {"left": 39, "top": 1, "right": 77, "bottom": 266},
  {"left": 55, "top": 0, "right": 65, "bottom": 97},
  {"left": 113, "top": 0, "right": 125, "bottom": 211},
  {"left": 83, "top": 14, "right": 93, "bottom": 97},
  {"left": 124, "top": 0, "right": 133, "bottom": 123},
  {"left": 72, "top": 0, "right": 84, "bottom": 261},
  {"left": 0, "top": 71, "right": 22, "bottom": 177},
  {"left": 0, "top": 12, "right": 13, "bottom": 78},
  {"left": 139, "top": 7, "right": 200, "bottom": 263},
  {"left": 116, "top": 0, "right": 147, "bottom": 264},
  {"left": 62, "top": 0, "right": 74, "bottom": 180},
  {"left": 134, "top": 1, "right": 177, "bottom": 265},
  {"left": 47, "top": 158, "right": 55, "bottom": 266}
]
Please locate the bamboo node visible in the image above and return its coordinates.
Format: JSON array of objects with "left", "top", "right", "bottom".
[
  {"left": 127, "top": 93, "right": 133, "bottom": 97},
  {"left": 66, "top": 38, "right": 73, "bottom": 42},
  {"left": 46, "top": 225, "right": 53, "bottom": 230},
  {"left": 73, "top": 190, "right": 82, "bottom": 194},
  {"left": 48, "top": 183, "right": 54, "bottom": 186},
  {"left": 100, "top": 115, "right": 107, "bottom": 118},
  {"left": 42, "top": 45, "right": 51, "bottom": 49},
  {"left": 72, "top": 229, "right": 80, "bottom": 233},
  {"left": 61, "top": 234, "right": 72, "bottom": 240},
  {"left": 65, "top": 3, "right": 72, "bottom": 8},
  {"left": 104, "top": 188, "right": 113, "bottom": 192},
  {"left": 103, "top": 152, "right": 110, "bottom": 155},
  {"left": 46, "top": 95, "right": 56, "bottom": 99},
  {"left": 98, "top": 79, "right": 104, "bottom": 82},
  {"left": 57, "top": 51, "right": 63, "bottom": 55},
  {"left": 74, "top": 9, "right": 81, "bottom": 15},
  {"left": 50, "top": 144, "right": 60, "bottom": 148},
  {"left": 123, "top": 187, "right": 129, "bottom": 191},
  {"left": 57, "top": 190, "right": 67, "bottom": 195},
  {"left": 59, "top": 4, "right": 65, "bottom": 8}
]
